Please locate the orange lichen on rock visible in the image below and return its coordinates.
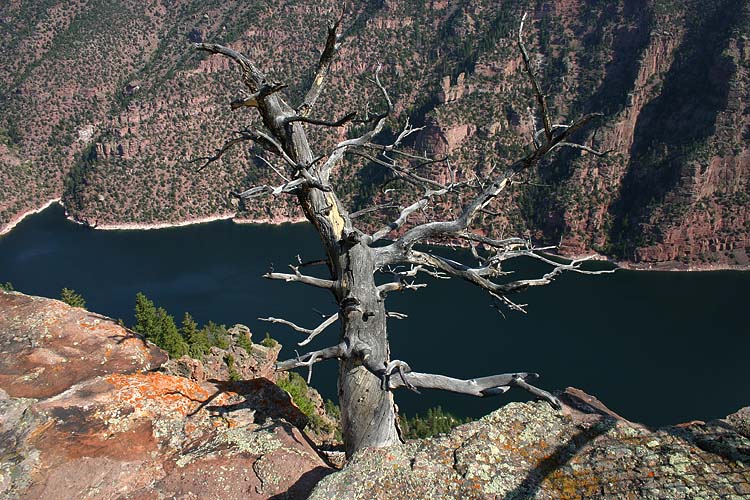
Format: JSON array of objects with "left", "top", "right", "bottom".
[
  {"left": 104, "top": 372, "right": 222, "bottom": 416},
  {"left": 0, "top": 292, "right": 168, "bottom": 398}
]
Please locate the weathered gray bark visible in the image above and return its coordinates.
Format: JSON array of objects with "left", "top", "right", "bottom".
[
  {"left": 195, "top": 26, "right": 404, "bottom": 455},
  {"left": 336, "top": 244, "right": 401, "bottom": 455},
  {"left": 196, "top": 13, "right": 612, "bottom": 458}
]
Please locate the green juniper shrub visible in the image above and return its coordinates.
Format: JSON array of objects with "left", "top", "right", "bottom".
[
  {"left": 277, "top": 372, "right": 328, "bottom": 432},
  {"left": 399, "top": 406, "right": 470, "bottom": 439},
  {"left": 261, "top": 332, "right": 278, "bottom": 348},
  {"left": 202, "top": 321, "right": 231, "bottom": 349},
  {"left": 225, "top": 353, "right": 241, "bottom": 381},
  {"left": 236, "top": 331, "right": 253, "bottom": 352},
  {"left": 60, "top": 287, "right": 86, "bottom": 309}
]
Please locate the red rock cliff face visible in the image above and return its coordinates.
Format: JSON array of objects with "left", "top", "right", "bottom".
[{"left": 1, "top": 0, "right": 748, "bottom": 269}]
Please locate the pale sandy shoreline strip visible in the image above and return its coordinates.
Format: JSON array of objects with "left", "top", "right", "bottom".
[
  {"left": 0, "top": 198, "right": 62, "bottom": 236},
  {"left": 91, "top": 213, "right": 307, "bottom": 230},
  {"left": 1, "top": 201, "right": 747, "bottom": 271},
  {"left": 233, "top": 216, "right": 306, "bottom": 225},
  {"left": 93, "top": 213, "right": 236, "bottom": 231}
]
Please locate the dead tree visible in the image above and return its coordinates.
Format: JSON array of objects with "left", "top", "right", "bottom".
[{"left": 196, "top": 13, "right": 612, "bottom": 457}]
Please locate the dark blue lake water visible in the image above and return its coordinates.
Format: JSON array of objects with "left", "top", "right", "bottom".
[{"left": 1, "top": 203, "right": 748, "bottom": 426}]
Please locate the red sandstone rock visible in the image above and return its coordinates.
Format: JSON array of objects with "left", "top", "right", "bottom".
[
  {"left": 0, "top": 292, "right": 332, "bottom": 499},
  {"left": 9, "top": 372, "right": 330, "bottom": 499},
  {"left": 0, "top": 291, "right": 167, "bottom": 398}
]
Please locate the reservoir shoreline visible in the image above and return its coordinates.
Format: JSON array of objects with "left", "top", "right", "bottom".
[
  {"left": 1, "top": 201, "right": 747, "bottom": 272},
  {"left": 0, "top": 201, "right": 747, "bottom": 426}
]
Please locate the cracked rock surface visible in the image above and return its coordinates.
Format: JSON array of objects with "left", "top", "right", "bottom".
[
  {"left": 0, "top": 291, "right": 332, "bottom": 499},
  {"left": 310, "top": 390, "right": 750, "bottom": 499}
]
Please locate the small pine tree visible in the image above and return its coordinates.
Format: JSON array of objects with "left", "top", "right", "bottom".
[
  {"left": 188, "top": 328, "right": 211, "bottom": 358},
  {"left": 224, "top": 353, "right": 241, "bottom": 381},
  {"left": 261, "top": 332, "right": 278, "bottom": 348},
  {"left": 236, "top": 331, "right": 253, "bottom": 352},
  {"left": 202, "top": 321, "right": 230, "bottom": 349},
  {"left": 179, "top": 312, "right": 198, "bottom": 341},
  {"left": 60, "top": 288, "right": 86, "bottom": 309},
  {"left": 399, "top": 406, "right": 469, "bottom": 439},
  {"left": 133, "top": 292, "right": 158, "bottom": 340},
  {"left": 180, "top": 312, "right": 210, "bottom": 358},
  {"left": 156, "top": 307, "right": 188, "bottom": 358}
]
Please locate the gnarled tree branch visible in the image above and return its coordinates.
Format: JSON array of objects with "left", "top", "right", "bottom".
[
  {"left": 259, "top": 312, "right": 339, "bottom": 346},
  {"left": 298, "top": 10, "right": 345, "bottom": 116},
  {"left": 276, "top": 341, "right": 347, "bottom": 383},
  {"left": 264, "top": 264, "right": 336, "bottom": 289},
  {"left": 361, "top": 357, "right": 561, "bottom": 408},
  {"left": 230, "top": 82, "right": 287, "bottom": 109}
]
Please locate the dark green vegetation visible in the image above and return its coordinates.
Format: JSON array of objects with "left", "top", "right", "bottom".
[
  {"left": 400, "top": 407, "right": 471, "bottom": 439},
  {"left": 60, "top": 287, "right": 86, "bottom": 308},
  {"left": 277, "top": 372, "right": 340, "bottom": 438},
  {"left": 1, "top": 0, "right": 748, "bottom": 269},
  {"left": 134, "top": 292, "right": 189, "bottom": 358},
  {"left": 224, "top": 353, "right": 241, "bottom": 382},
  {"left": 260, "top": 333, "right": 278, "bottom": 348},
  {"left": 132, "top": 291, "right": 257, "bottom": 359},
  {"left": 0, "top": 282, "right": 13, "bottom": 291}
]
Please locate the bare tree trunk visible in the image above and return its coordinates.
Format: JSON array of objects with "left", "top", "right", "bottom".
[
  {"left": 336, "top": 244, "right": 400, "bottom": 457},
  {"left": 288, "top": 121, "right": 400, "bottom": 457},
  {"left": 197, "top": 13, "right": 613, "bottom": 459}
]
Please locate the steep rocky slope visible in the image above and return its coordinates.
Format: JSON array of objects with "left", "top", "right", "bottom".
[
  {"left": 310, "top": 391, "right": 750, "bottom": 499},
  {"left": 1, "top": 291, "right": 748, "bottom": 498},
  {"left": 1, "top": 0, "right": 748, "bottom": 269},
  {"left": 0, "top": 291, "right": 332, "bottom": 499}
]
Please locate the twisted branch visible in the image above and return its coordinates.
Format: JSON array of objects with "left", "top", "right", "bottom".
[
  {"left": 259, "top": 313, "right": 339, "bottom": 346},
  {"left": 362, "top": 357, "right": 561, "bottom": 408},
  {"left": 276, "top": 342, "right": 347, "bottom": 383},
  {"left": 264, "top": 265, "right": 336, "bottom": 289}
]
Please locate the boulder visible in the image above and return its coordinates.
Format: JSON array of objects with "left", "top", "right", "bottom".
[
  {"left": 199, "top": 343, "right": 281, "bottom": 383},
  {"left": 161, "top": 354, "right": 206, "bottom": 382},
  {"left": 310, "top": 389, "right": 750, "bottom": 499}
]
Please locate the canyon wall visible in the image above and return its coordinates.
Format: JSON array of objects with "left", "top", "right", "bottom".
[{"left": 1, "top": 0, "right": 748, "bottom": 269}]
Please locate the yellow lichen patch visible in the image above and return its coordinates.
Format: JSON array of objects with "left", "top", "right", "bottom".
[
  {"left": 104, "top": 372, "right": 216, "bottom": 416},
  {"left": 544, "top": 467, "right": 609, "bottom": 500},
  {"left": 326, "top": 193, "right": 345, "bottom": 238}
]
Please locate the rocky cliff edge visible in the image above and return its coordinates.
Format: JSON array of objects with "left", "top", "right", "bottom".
[
  {"left": 309, "top": 390, "right": 750, "bottom": 499},
  {"left": 0, "top": 291, "right": 332, "bottom": 499},
  {"left": 1, "top": 290, "right": 748, "bottom": 499}
]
